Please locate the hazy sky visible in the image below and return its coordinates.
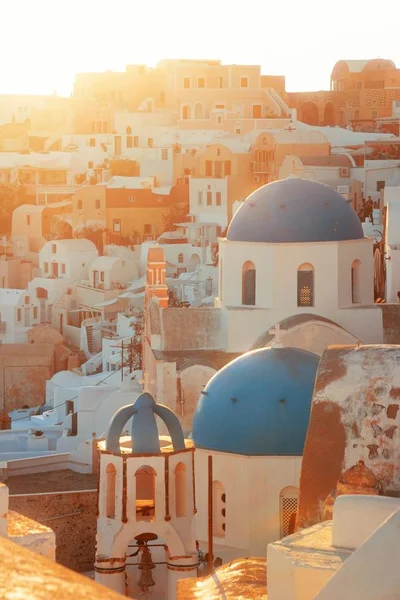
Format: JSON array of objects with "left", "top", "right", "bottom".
[{"left": 1, "top": 0, "right": 400, "bottom": 96}]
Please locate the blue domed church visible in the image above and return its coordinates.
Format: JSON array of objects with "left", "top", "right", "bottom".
[
  {"left": 191, "top": 344, "right": 319, "bottom": 562},
  {"left": 143, "top": 177, "right": 382, "bottom": 474},
  {"left": 217, "top": 177, "right": 377, "bottom": 354}
]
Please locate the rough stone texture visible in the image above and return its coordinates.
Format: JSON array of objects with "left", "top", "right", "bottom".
[
  {"left": 162, "top": 307, "right": 222, "bottom": 351},
  {"left": 6, "top": 470, "right": 97, "bottom": 494},
  {"left": 0, "top": 534, "right": 125, "bottom": 600},
  {"left": 297, "top": 345, "right": 400, "bottom": 529},
  {"left": 177, "top": 557, "right": 267, "bottom": 600},
  {"left": 9, "top": 490, "right": 97, "bottom": 572},
  {"left": 382, "top": 304, "right": 400, "bottom": 344}
]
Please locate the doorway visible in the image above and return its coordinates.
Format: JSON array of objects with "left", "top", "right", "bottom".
[{"left": 51, "top": 262, "right": 59, "bottom": 277}]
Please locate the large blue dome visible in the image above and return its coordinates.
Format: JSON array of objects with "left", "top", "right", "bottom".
[
  {"left": 192, "top": 346, "right": 319, "bottom": 456},
  {"left": 227, "top": 178, "right": 364, "bottom": 243}
]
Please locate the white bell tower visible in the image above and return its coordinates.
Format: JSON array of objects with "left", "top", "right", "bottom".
[{"left": 95, "top": 392, "right": 197, "bottom": 599}]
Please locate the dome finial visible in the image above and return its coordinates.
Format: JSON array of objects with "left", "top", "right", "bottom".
[{"left": 268, "top": 323, "right": 284, "bottom": 349}]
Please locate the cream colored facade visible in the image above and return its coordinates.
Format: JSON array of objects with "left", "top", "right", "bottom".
[{"left": 267, "top": 495, "right": 400, "bottom": 600}]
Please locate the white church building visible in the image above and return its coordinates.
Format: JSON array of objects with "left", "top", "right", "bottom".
[{"left": 143, "top": 177, "right": 400, "bottom": 436}]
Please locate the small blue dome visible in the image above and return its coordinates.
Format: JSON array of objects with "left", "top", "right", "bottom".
[
  {"left": 192, "top": 347, "right": 319, "bottom": 456},
  {"left": 227, "top": 178, "right": 364, "bottom": 243},
  {"left": 106, "top": 392, "right": 185, "bottom": 454}
]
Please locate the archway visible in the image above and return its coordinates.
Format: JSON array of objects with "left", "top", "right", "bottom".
[
  {"left": 299, "top": 101, "right": 319, "bottom": 126},
  {"left": 125, "top": 532, "right": 167, "bottom": 599},
  {"left": 178, "top": 364, "right": 217, "bottom": 434},
  {"left": 324, "top": 101, "right": 335, "bottom": 126}
]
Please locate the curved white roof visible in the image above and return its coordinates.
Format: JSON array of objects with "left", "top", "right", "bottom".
[
  {"left": 45, "top": 238, "right": 97, "bottom": 253},
  {"left": 0, "top": 289, "right": 25, "bottom": 306},
  {"left": 90, "top": 256, "right": 120, "bottom": 271},
  {"left": 13, "top": 200, "right": 72, "bottom": 214}
]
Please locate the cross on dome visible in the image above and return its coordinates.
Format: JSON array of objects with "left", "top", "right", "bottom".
[{"left": 269, "top": 323, "right": 284, "bottom": 348}]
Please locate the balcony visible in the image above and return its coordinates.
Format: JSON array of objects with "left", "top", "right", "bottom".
[{"left": 251, "top": 161, "right": 270, "bottom": 174}]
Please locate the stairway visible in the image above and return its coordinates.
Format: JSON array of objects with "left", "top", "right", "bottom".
[
  {"left": 86, "top": 325, "right": 94, "bottom": 354},
  {"left": 265, "top": 88, "right": 292, "bottom": 118}
]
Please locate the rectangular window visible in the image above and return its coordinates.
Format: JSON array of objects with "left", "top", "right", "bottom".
[
  {"left": 25, "top": 296, "right": 29, "bottom": 304},
  {"left": 297, "top": 271, "right": 314, "bottom": 307},
  {"left": 127, "top": 136, "right": 133, "bottom": 148},
  {"left": 89, "top": 138, "right": 95, "bottom": 147},
  {"left": 33, "top": 306, "right": 38, "bottom": 320},
  {"left": 113, "top": 219, "right": 121, "bottom": 233},
  {"left": 216, "top": 191, "right": 222, "bottom": 206},
  {"left": 198, "top": 77, "right": 205, "bottom": 88},
  {"left": 215, "top": 104, "right": 225, "bottom": 109},
  {"left": 17, "top": 308, "right": 21, "bottom": 322},
  {"left": 51, "top": 244, "right": 57, "bottom": 254},
  {"left": 240, "top": 77, "right": 249, "bottom": 88},
  {"left": 205, "top": 160, "right": 213, "bottom": 176},
  {"left": 61, "top": 263, "right": 66, "bottom": 274},
  {"left": 253, "top": 105, "right": 262, "bottom": 118},
  {"left": 224, "top": 160, "right": 232, "bottom": 176},
  {"left": 133, "top": 136, "right": 139, "bottom": 147},
  {"left": 198, "top": 191, "right": 203, "bottom": 206},
  {"left": 207, "top": 191, "right": 212, "bottom": 206},
  {"left": 44, "top": 262, "right": 48, "bottom": 273},
  {"left": 218, "top": 77, "right": 223, "bottom": 88},
  {"left": 95, "top": 199, "right": 100, "bottom": 209},
  {"left": 26, "top": 215, "right": 30, "bottom": 225},
  {"left": 357, "top": 81, "right": 363, "bottom": 89},
  {"left": 100, "top": 271, "right": 105, "bottom": 282},
  {"left": 183, "top": 77, "right": 190, "bottom": 89},
  {"left": 148, "top": 138, "right": 153, "bottom": 148},
  {"left": 377, "top": 181, "right": 385, "bottom": 192},
  {"left": 162, "top": 149, "right": 169, "bottom": 160}
]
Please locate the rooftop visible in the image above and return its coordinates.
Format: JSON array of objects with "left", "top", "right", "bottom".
[
  {"left": 177, "top": 557, "right": 267, "bottom": 600},
  {"left": 6, "top": 469, "right": 97, "bottom": 494},
  {"left": 0, "top": 534, "right": 125, "bottom": 600}
]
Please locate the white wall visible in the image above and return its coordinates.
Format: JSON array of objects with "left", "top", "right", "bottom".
[
  {"left": 189, "top": 177, "right": 228, "bottom": 228},
  {"left": 39, "top": 240, "right": 98, "bottom": 282},
  {"left": 195, "top": 450, "right": 301, "bottom": 561}
]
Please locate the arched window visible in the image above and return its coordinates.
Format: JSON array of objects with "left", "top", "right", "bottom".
[
  {"left": 242, "top": 261, "right": 256, "bottom": 306},
  {"left": 280, "top": 486, "right": 299, "bottom": 538},
  {"left": 297, "top": 263, "right": 314, "bottom": 307},
  {"left": 194, "top": 103, "right": 203, "bottom": 119},
  {"left": 175, "top": 462, "right": 186, "bottom": 517},
  {"left": 178, "top": 253, "right": 184, "bottom": 264},
  {"left": 106, "top": 463, "right": 116, "bottom": 519},
  {"left": 351, "top": 259, "right": 361, "bottom": 303},
  {"left": 126, "top": 126, "right": 132, "bottom": 135},
  {"left": 135, "top": 465, "right": 156, "bottom": 521},
  {"left": 212, "top": 481, "right": 226, "bottom": 537}
]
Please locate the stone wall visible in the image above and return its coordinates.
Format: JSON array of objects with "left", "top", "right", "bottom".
[
  {"left": 297, "top": 345, "right": 400, "bottom": 529},
  {"left": 9, "top": 490, "right": 97, "bottom": 572},
  {"left": 162, "top": 307, "right": 222, "bottom": 351}
]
